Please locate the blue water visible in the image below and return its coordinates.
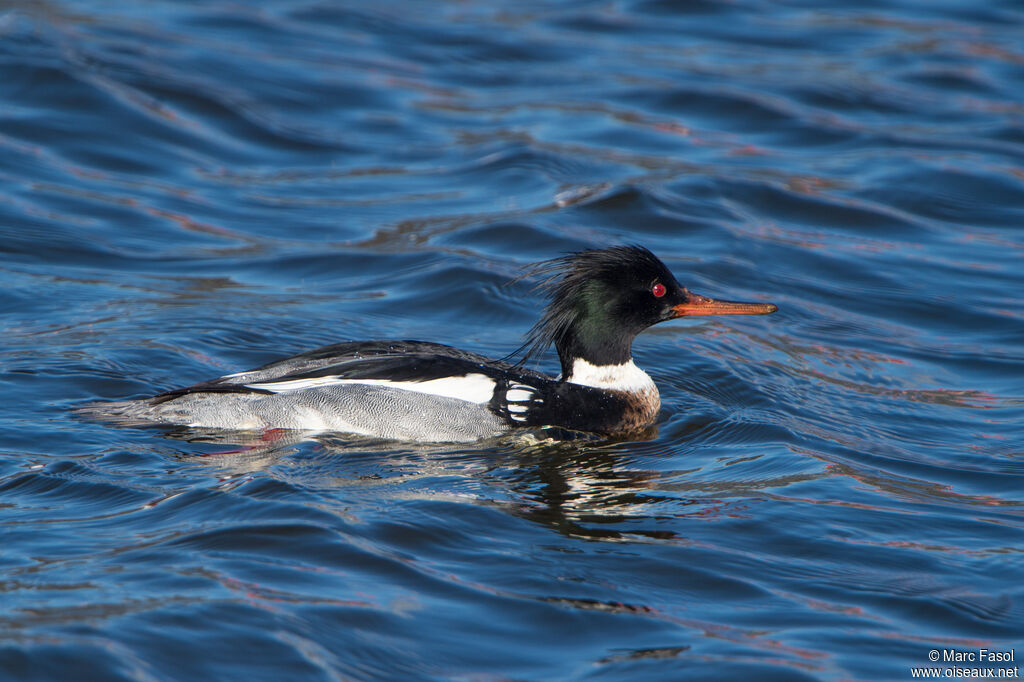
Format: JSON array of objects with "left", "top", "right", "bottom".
[{"left": 2, "top": 1, "right": 1023, "bottom": 680}]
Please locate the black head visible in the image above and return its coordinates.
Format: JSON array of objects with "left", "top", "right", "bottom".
[{"left": 517, "top": 245, "right": 776, "bottom": 377}]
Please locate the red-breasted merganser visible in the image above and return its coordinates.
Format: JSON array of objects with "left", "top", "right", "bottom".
[{"left": 86, "top": 246, "right": 777, "bottom": 442}]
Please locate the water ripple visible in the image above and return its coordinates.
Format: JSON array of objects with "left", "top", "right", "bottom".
[{"left": 2, "top": 0, "right": 1024, "bottom": 680}]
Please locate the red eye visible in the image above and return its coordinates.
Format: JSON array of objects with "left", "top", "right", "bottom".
[{"left": 652, "top": 283, "right": 666, "bottom": 298}]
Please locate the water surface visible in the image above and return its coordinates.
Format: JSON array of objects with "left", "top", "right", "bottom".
[{"left": 1, "top": 1, "right": 1023, "bottom": 680}]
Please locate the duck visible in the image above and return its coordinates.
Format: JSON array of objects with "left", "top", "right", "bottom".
[{"left": 85, "top": 245, "right": 777, "bottom": 442}]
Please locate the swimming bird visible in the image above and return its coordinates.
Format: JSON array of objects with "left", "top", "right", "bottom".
[{"left": 86, "top": 245, "right": 777, "bottom": 442}]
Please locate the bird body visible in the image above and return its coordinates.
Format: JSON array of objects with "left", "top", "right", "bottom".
[{"left": 84, "top": 246, "right": 776, "bottom": 442}]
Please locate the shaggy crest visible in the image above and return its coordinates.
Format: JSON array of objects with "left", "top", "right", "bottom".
[{"left": 512, "top": 244, "right": 674, "bottom": 369}]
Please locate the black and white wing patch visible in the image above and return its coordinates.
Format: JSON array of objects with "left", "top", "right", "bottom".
[
  {"left": 243, "top": 371, "right": 498, "bottom": 404},
  {"left": 494, "top": 381, "right": 545, "bottom": 424},
  {"left": 149, "top": 345, "right": 508, "bottom": 407}
]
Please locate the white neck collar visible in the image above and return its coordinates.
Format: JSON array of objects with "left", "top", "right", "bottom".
[{"left": 566, "top": 357, "right": 656, "bottom": 393}]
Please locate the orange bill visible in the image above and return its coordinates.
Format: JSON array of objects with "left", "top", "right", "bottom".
[{"left": 672, "top": 292, "right": 778, "bottom": 317}]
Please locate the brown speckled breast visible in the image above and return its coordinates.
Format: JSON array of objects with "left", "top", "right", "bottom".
[{"left": 610, "top": 386, "right": 661, "bottom": 433}]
